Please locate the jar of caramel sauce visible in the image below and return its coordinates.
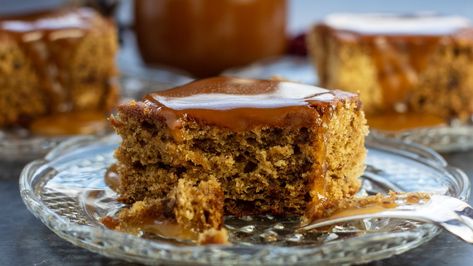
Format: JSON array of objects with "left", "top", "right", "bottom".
[{"left": 134, "top": 0, "right": 287, "bottom": 77}]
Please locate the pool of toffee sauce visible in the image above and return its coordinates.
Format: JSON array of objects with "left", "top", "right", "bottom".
[
  {"left": 29, "top": 111, "right": 109, "bottom": 136},
  {"left": 367, "top": 112, "right": 446, "bottom": 132}
]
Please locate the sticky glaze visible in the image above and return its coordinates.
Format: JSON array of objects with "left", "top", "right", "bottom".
[
  {"left": 367, "top": 112, "right": 445, "bottom": 131},
  {"left": 29, "top": 111, "right": 108, "bottom": 136},
  {"left": 144, "top": 77, "right": 357, "bottom": 131}
]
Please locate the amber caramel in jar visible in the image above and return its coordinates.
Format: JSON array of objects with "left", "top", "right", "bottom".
[{"left": 134, "top": 0, "right": 287, "bottom": 77}]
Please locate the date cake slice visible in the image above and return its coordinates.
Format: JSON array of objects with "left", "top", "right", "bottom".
[
  {"left": 110, "top": 77, "right": 368, "bottom": 241},
  {"left": 308, "top": 13, "right": 473, "bottom": 124},
  {"left": 0, "top": 7, "right": 118, "bottom": 128}
]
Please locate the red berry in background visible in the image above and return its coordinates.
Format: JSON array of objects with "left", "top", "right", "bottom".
[{"left": 287, "top": 33, "right": 308, "bottom": 56}]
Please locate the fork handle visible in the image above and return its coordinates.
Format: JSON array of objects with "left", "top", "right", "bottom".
[{"left": 455, "top": 207, "right": 473, "bottom": 230}]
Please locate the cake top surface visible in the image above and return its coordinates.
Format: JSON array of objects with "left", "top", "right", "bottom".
[
  {"left": 322, "top": 13, "right": 472, "bottom": 36},
  {"left": 142, "top": 77, "right": 358, "bottom": 131},
  {"left": 0, "top": 7, "right": 104, "bottom": 37},
  {"left": 146, "top": 76, "right": 352, "bottom": 110}
]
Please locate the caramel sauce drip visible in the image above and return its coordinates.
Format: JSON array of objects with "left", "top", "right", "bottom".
[
  {"left": 0, "top": 8, "right": 103, "bottom": 113},
  {"left": 367, "top": 112, "right": 445, "bottom": 131},
  {"left": 140, "top": 222, "right": 199, "bottom": 241},
  {"left": 144, "top": 76, "right": 357, "bottom": 132},
  {"left": 101, "top": 215, "right": 199, "bottom": 242},
  {"left": 29, "top": 111, "right": 107, "bottom": 136},
  {"left": 318, "top": 14, "right": 473, "bottom": 112},
  {"left": 101, "top": 216, "right": 119, "bottom": 229},
  {"left": 307, "top": 113, "right": 331, "bottom": 214},
  {"left": 104, "top": 163, "right": 120, "bottom": 192},
  {"left": 368, "top": 36, "right": 440, "bottom": 108}
]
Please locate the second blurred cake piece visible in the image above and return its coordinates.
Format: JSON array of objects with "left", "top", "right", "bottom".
[
  {"left": 0, "top": 7, "right": 119, "bottom": 130},
  {"left": 308, "top": 13, "right": 473, "bottom": 126}
]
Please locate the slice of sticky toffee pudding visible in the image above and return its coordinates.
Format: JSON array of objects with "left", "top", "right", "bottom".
[{"left": 109, "top": 77, "right": 368, "bottom": 243}]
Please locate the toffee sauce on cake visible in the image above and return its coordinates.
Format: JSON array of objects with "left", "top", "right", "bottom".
[
  {"left": 104, "top": 163, "right": 120, "bottom": 192},
  {"left": 101, "top": 215, "right": 199, "bottom": 242},
  {"left": 144, "top": 76, "right": 358, "bottom": 132}
]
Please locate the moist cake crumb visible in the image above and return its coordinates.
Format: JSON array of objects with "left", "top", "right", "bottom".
[{"left": 109, "top": 77, "right": 368, "bottom": 243}]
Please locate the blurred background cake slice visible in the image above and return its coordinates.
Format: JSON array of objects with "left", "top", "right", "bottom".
[
  {"left": 308, "top": 13, "right": 473, "bottom": 126},
  {"left": 0, "top": 7, "right": 119, "bottom": 128}
]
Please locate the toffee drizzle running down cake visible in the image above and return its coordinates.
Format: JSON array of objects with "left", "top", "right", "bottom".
[
  {"left": 308, "top": 13, "right": 473, "bottom": 125},
  {"left": 110, "top": 77, "right": 368, "bottom": 242},
  {"left": 0, "top": 7, "right": 119, "bottom": 129}
]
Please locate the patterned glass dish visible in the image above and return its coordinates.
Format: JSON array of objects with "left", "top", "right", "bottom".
[
  {"left": 19, "top": 134, "right": 470, "bottom": 265},
  {"left": 224, "top": 56, "right": 473, "bottom": 153},
  {"left": 0, "top": 126, "right": 114, "bottom": 179},
  {"left": 0, "top": 129, "right": 66, "bottom": 164},
  {"left": 0, "top": 129, "right": 68, "bottom": 178}
]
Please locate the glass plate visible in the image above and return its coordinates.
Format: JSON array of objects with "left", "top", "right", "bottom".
[
  {"left": 0, "top": 129, "right": 66, "bottom": 164},
  {"left": 224, "top": 56, "right": 473, "bottom": 153},
  {"left": 0, "top": 127, "right": 111, "bottom": 178},
  {"left": 19, "top": 134, "right": 470, "bottom": 265}
]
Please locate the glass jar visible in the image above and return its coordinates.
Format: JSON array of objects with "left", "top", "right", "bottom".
[{"left": 134, "top": 0, "right": 287, "bottom": 77}]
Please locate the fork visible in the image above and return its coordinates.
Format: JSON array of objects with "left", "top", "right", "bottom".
[{"left": 299, "top": 195, "right": 473, "bottom": 243}]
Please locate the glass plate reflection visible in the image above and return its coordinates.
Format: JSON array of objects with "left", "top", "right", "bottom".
[{"left": 19, "top": 134, "right": 470, "bottom": 265}]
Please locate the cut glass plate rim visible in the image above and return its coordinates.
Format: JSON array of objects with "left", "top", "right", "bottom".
[
  {"left": 0, "top": 130, "right": 67, "bottom": 163},
  {"left": 19, "top": 133, "right": 471, "bottom": 265}
]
